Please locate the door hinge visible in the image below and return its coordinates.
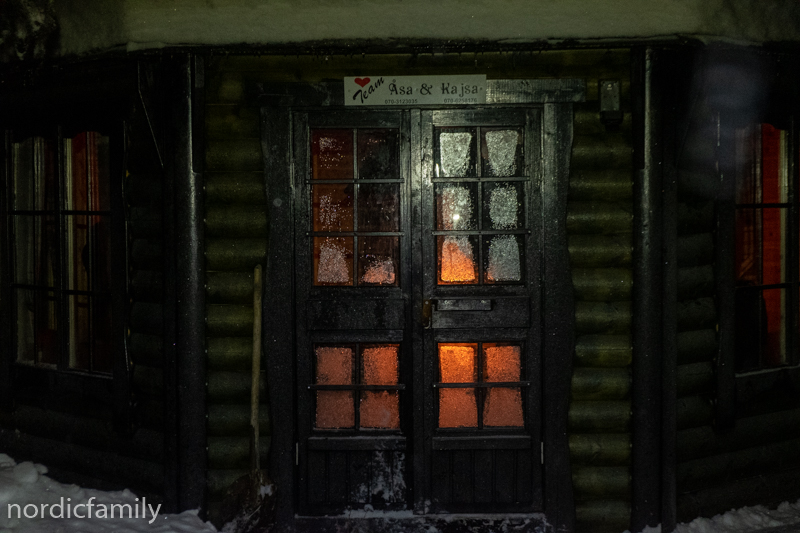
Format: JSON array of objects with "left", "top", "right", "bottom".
[
  {"left": 540, "top": 442, "right": 544, "bottom": 465},
  {"left": 296, "top": 442, "right": 299, "bottom": 466}
]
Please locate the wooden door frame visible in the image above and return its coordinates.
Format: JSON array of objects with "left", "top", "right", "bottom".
[{"left": 260, "top": 78, "right": 582, "bottom": 532}]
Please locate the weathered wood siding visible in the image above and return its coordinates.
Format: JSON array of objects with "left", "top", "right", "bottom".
[
  {"left": 205, "top": 61, "right": 269, "bottom": 524},
  {"left": 567, "top": 53, "right": 633, "bottom": 533}
]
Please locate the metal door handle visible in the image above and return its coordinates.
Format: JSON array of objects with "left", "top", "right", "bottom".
[{"left": 422, "top": 300, "right": 433, "bottom": 329}]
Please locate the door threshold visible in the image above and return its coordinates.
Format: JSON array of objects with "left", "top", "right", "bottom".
[{"left": 294, "top": 512, "right": 550, "bottom": 533}]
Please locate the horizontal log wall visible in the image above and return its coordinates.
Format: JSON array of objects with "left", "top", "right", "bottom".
[
  {"left": 567, "top": 50, "right": 633, "bottom": 533},
  {"left": 205, "top": 62, "right": 268, "bottom": 526},
  {"left": 674, "top": 81, "right": 800, "bottom": 520}
]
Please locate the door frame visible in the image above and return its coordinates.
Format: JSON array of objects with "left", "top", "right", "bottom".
[{"left": 260, "top": 78, "right": 583, "bottom": 532}]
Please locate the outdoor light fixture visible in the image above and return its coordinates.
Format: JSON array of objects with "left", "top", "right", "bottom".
[{"left": 599, "top": 79, "right": 622, "bottom": 126}]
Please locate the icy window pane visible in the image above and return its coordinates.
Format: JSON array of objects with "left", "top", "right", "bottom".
[
  {"left": 483, "top": 388, "right": 524, "bottom": 427},
  {"left": 437, "top": 185, "right": 475, "bottom": 231},
  {"left": 486, "top": 235, "right": 521, "bottom": 282},
  {"left": 439, "top": 344, "right": 477, "bottom": 382},
  {"left": 358, "top": 129, "right": 399, "bottom": 180},
  {"left": 314, "top": 237, "right": 353, "bottom": 286},
  {"left": 439, "top": 389, "right": 478, "bottom": 428},
  {"left": 313, "top": 184, "right": 354, "bottom": 232},
  {"left": 316, "top": 391, "right": 355, "bottom": 429},
  {"left": 360, "top": 391, "right": 400, "bottom": 429},
  {"left": 439, "top": 235, "right": 477, "bottom": 284},
  {"left": 439, "top": 132, "right": 473, "bottom": 177},
  {"left": 484, "top": 344, "right": 521, "bottom": 382},
  {"left": 484, "top": 129, "right": 520, "bottom": 176},
  {"left": 312, "top": 129, "right": 354, "bottom": 180},
  {"left": 316, "top": 346, "right": 354, "bottom": 385},
  {"left": 362, "top": 345, "right": 399, "bottom": 385},
  {"left": 358, "top": 183, "right": 399, "bottom": 232},
  {"left": 489, "top": 185, "right": 519, "bottom": 229},
  {"left": 359, "top": 237, "right": 398, "bottom": 286}
]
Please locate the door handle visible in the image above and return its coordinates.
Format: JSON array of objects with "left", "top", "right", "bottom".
[{"left": 422, "top": 300, "right": 433, "bottom": 329}]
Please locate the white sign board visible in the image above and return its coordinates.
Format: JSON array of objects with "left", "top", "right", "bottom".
[{"left": 344, "top": 75, "right": 487, "bottom": 106}]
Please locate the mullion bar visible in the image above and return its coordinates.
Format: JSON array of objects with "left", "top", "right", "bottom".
[
  {"left": 86, "top": 135, "right": 94, "bottom": 372},
  {"left": 477, "top": 341, "right": 484, "bottom": 429},
  {"left": 477, "top": 127, "right": 484, "bottom": 287},
  {"left": 432, "top": 230, "right": 527, "bottom": 236},
  {"left": 735, "top": 203, "right": 792, "bottom": 209},
  {"left": 352, "top": 129, "right": 359, "bottom": 286},
  {"left": 308, "top": 231, "right": 403, "bottom": 237},
  {"left": 354, "top": 342, "right": 361, "bottom": 430},
  {"left": 310, "top": 384, "right": 406, "bottom": 391},
  {"left": 434, "top": 382, "right": 532, "bottom": 388}
]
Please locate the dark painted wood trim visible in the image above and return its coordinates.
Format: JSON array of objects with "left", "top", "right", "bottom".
[
  {"left": 714, "top": 110, "right": 736, "bottom": 432},
  {"left": 542, "top": 102, "right": 575, "bottom": 533},
  {"left": 161, "top": 56, "right": 180, "bottom": 514},
  {"left": 261, "top": 104, "right": 296, "bottom": 532},
  {"left": 171, "top": 54, "right": 208, "bottom": 512},
  {"left": 658, "top": 48, "right": 681, "bottom": 533},
  {"left": 112, "top": 120, "right": 133, "bottom": 435},
  {"left": 631, "top": 46, "right": 664, "bottom": 533},
  {"left": 0, "top": 130, "right": 11, "bottom": 411}
]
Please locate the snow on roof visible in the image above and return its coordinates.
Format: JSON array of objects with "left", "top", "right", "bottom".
[{"left": 53, "top": 0, "right": 800, "bottom": 57}]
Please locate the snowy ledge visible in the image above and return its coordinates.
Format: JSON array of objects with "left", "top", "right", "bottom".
[{"left": 53, "top": 0, "right": 800, "bottom": 58}]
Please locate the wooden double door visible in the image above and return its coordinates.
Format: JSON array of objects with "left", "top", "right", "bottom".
[{"left": 293, "top": 106, "right": 545, "bottom": 515}]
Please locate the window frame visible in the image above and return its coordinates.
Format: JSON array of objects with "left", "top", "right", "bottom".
[{"left": 0, "top": 76, "right": 131, "bottom": 419}]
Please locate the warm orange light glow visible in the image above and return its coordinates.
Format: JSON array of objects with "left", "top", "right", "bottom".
[
  {"left": 439, "top": 389, "right": 478, "bottom": 428},
  {"left": 316, "top": 346, "right": 353, "bottom": 385},
  {"left": 484, "top": 388, "right": 523, "bottom": 427},
  {"left": 439, "top": 344, "right": 476, "bottom": 382},
  {"left": 484, "top": 345, "right": 521, "bottom": 382},
  {"left": 361, "top": 391, "right": 400, "bottom": 429},
  {"left": 439, "top": 237, "right": 476, "bottom": 283},
  {"left": 363, "top": 345, "right": 398, "bottom": 385},
  {"left": 316, "top": 391, "right": 355, "bottom": 429}
]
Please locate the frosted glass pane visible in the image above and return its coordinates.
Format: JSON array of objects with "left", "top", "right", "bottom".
[
  {"left": 438, "top": 235, "right": 477, "bottom": 284},
  {"left": 316, "top": 391, "right": 354, "bottom": 429},
  {"left": 436, "top": 184, "right": 476, "bottom": 230},
  {"left": 484, "top": 344, "right": 521, "bottom": 382},
  {"left": 358, "top": 183, "right": 399, "bottom": 232},
  {"left": 486, "top": 235, "right": 521, "bottom": 282},
  {"left": 488, "top": 184, "right": 519, "bottom": 229},
  {"left": 312, "top": 129, "right": 353, "bottom": 180},
  {"left": 484, "top": 388, "right": 524, "bottom": 427},
  {"left": 358, "top": 129, "right": 399, "bottom": 180},
  {"left": 439, "top": 344, "right": 477, "bottom": 382},
  {"left": 362, "top": 345, "right": 399, "bottom": 385},
  {"left": 360, "top": 391, "right": 400, "bottom": 429},
  {"left": 314, "top": 237, "right": 353, "bottom": 286},
  {"left": 439, "top": 389, "right": 477, "bottom": 428},
  {"left": 483, "top": 129, "right": 521, "bottom": 177},
  {"left": 439, "top": 132, "right": 473, "bottom": 177},
  {"left": 315, "top": 346, "right": 353, "bottom": 385},
  {"left": 313, "top": 184, "right": 354, "bottom": 232},
  {"left": 359, "top": 237, "right": 398, "bottom": 286}
]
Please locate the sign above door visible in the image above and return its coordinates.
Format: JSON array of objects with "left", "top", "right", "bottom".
[{"left": 345, "top": 75, "right": 487, "bottom": 106}]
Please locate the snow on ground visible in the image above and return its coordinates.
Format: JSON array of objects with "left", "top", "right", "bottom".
[
  {"left": 0, "top": 454, "right": 218, "bottom": 533},
  {"left": 1, "top": 450, "right": 799, "bottom": 533}
]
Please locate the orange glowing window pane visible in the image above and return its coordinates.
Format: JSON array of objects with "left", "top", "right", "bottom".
[
  {"left": 316, "top": 391, "right": 354, "bottom": 429},
  {"left": 439, "top": 389, "right": 477, "bottom": 428},
  {"left": 484, "top": 388, "right": 524, "bottom": 427},
  {"left": 312, "top": 129, "right": 353, "bottom": 180},
  {"left": 360, "top": 391, "right": 400, "bottom": 429},
  {"left": 362, "top": 345, "right": 399, "bottom": 385},
  {"left": 484, "top": 344, "right": 521, "bottom": 382},
  {"left": 438, "top": 236, "right": 477, "bottom": 284},
  {"left": 439, "top": 344, "right": 477, "bottom": 382},
  {"left": 315, "top": 346, "right": 353, "bottom": 385},
  {"left": 313, "top": 237, "right": 354, "bottom": 286}
]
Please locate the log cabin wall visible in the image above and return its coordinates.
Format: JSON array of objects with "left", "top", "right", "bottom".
[
  {"left": 566, "top": 53, "right": 634, "bottom": 533},
  {"left": 672, "top": 48, "right": 800, "bottom": 521},
  {"left": 202, "top": 49, "right": 633, "bottom": 528},
  {"left": 204, "top": 59, "right": 269, "bottom": 524}
]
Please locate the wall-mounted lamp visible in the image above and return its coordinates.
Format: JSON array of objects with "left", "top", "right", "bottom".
[{"left": 599, "top": 79, "right": 622, "bottom": 127}]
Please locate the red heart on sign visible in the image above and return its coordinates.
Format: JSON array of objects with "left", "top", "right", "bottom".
[{"left": 354, "top": 77, "right": 370, "bottom": 87}]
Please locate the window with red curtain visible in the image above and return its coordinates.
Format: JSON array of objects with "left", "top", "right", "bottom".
[{"left": 734, "top": 123, "right": 797, "bottom": 372}]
